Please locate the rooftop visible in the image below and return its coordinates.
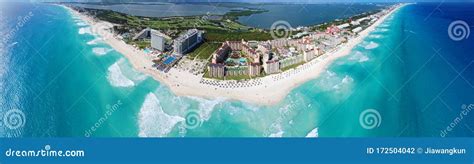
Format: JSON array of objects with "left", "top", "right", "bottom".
[{"left": 175, "top": 29, "right": 199, "bottom": 42}]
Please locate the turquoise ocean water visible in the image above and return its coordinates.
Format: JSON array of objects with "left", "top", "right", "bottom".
[{"left": 0, "top": 2, "right": 473, "bottom": 137}]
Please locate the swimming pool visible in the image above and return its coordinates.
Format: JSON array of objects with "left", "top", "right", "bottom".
[
  {"left": 144, "top": 48, "right": 151, "bottom": 54},
  {"left": 163, "top": 57, "right": 176, "bottom": 65}
]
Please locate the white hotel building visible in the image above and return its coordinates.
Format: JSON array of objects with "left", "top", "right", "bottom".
[
  {"left": 151, "top": 30, "right": 167, "bottom": 51},
  {"left": 173, "top": 29, "right": 202, "bottom": 55}
]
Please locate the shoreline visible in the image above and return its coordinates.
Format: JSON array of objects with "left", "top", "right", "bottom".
[{"left": 64, "top": 4, "right": 405, "bottom": 106}]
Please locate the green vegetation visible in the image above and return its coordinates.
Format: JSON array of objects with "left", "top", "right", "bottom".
[
  {"left": 82, "top": 7, "right": 272, "bottom": 45},
  {"left": 96, "top": 11, "right": 221, "bottom": 31},
  {"left": 92, "top": 10, "right": 143, "bottom": 28},
  {"left": 85, "top": 8, "right": 260, "bottom": 32},
  {"left": 127, "top": 40, "right": 150, "bottom": 49},
  {"left": 310, "top": 9, "right": 382, "bottom": 32},
  {"left": 188, "top": 42, "right": 221, "bottom": 60},
  {"left": 280, "top": 62, "right": 305, "bottom": 72},
  {"left": 205, "top": 30, "right": 272, "bottom": 42}
]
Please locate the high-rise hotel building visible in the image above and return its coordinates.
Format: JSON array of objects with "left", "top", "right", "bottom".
[
  {"left": 151, "top": 30, "right": 166, "bottom": 51},
  {"left": 173, "top": 29, "right": 202, "bottom": 55}
]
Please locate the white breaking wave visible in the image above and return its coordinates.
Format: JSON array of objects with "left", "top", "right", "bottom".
[
  {"left": 9, "top": 42, "right": 18, "bottom": 47},
  {"left": 268, "top": 121, "right": 285, "bottom": 137},
  {"left": 305, "top": 128, "right": 318, "bottom": 138},
  {"left": 187, "top": 96, "right": 225, "bottom": 121},
  {"left": 87, "top": 38, "right": 103, "bottom": 45},
  {"left": 76, "top": 21, "right": 88, "bottom": 27},
  {"left": 333, "top": 75, "right": 354, "bottom": 90},
  {"left": 342, "top": 75, "right": 354, "bottom": 84},
  {"left": 72, "top": 18, "right": 82, "bottom": 22},
  {"left": 349, "top": 51, "right": 369, "bottom": 63},
  {"left": 368, "top": 34, "right": 383, "bottom": 39},
  {"left": 106, "top": 59, "right": 135, "bottom": 87},
  {"left": 78, "top": 27, "right": 92, "bottom": 35},
  {"left": 92, "top": 47, "right": 113, "bottom": 56},
  {"left": 314, "top": 71, "right": 340, "bottom": 91},
  {"left": 138, "top": 93, "right": 185, "bottom": 137},
  {"left": 117, "top": 58, "right": 148, "bottom": 84},
  {"left": 242, "top": 103, "right": 261, "bottom": 112},
  {"left": 326, "top": 70, "right": 336, "bottom": 77},
  {"left": 364, "top": 41, "right": 379, "bottom": 50},
  {"left": 269, "top": 131, "right": 284, "bottom": 137}
]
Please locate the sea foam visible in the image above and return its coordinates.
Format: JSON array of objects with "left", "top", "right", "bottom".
[
  {"left": 76, "top": 21, "right": 88, "bottom": 27},
  {"left": 92, "top": 47, "right": 113, "bottom": 56},
  {"left": 267, "top": 122, "right": 285, "bottom": 138},
  {"left": 87, "top": 38, "right": 103, "bottom": 45},
  {"left": 316, "top": 71, "right": 353, "bottom": 91},
  {"left": 305, "top": 128, "right": 318, "bottom": 138},
  {"left": 349, "top": 51, "right": 369, "bottom": 62},
  {"left": 187, "top": 96, "right": 226, "bottom": 122},
  {"left": 333, "top": 75, "right": 354, "bottom": 90},
  {"left": 368, "top": 34, "right": 383, "bottom": 39},
  {"left": 78, "top": 27, "right": 92, "bottom": 35},
  {"left": 378, "top": 28, "right": 389, "bottom": 32},
  {"left": 364, "top": 41, "right": 379, "bottom": 50},
  {"left": 138, "top": 93, "right": 185, "bottom": 137},
  {"left": 106, "top": 59, "right": 135, "bottom": 87},
  {"left": 269, "top": 131, "right": 284, "bottom": 137}
]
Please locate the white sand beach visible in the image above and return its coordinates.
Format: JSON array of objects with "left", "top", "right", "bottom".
[{"left": 64, "top": 4, "right": 404, "bottom": 106}]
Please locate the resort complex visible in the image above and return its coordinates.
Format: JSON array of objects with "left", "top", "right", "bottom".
[
  {"left": 63, "top": 3, "right": 403, "bottom": 105},
  {"left": 140, "top": 7, "right": 387, "bottom": 80},
  {"left": 151, "top": 28, "right": 203, "bottom": 72}
]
